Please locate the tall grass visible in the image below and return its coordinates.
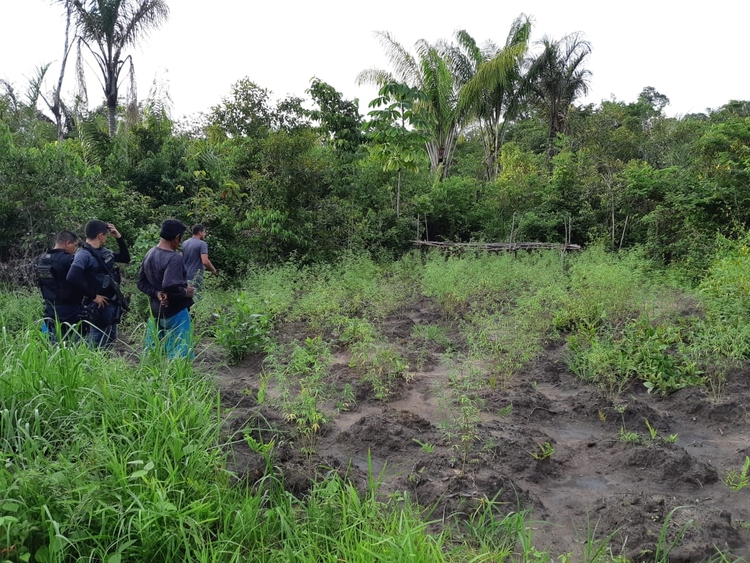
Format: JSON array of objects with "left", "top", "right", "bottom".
[{"left": 5, "top": 242, "right": 744, "bottom": 561}]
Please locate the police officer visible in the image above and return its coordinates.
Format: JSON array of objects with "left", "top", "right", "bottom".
[
  {"left": 66, "top": 220, "right": 131, "bottom": 349},
  {"left": 36, "top": 230, "right": 83, "bottom": 342}
]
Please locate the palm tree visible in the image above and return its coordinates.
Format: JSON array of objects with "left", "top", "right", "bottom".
[
  {"left": 358, "top": 32, "right": 460, "bottom": 178},
  {"left": 526, "top": 32, "right": 592, "bottom": 160},
  {"left": 449, "top": 15, "right": 532, "bottom": 180},
  {"left": 63, "top": 0, "right": 169, "bottom": 136}
]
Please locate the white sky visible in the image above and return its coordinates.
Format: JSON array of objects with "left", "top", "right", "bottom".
[{"left": 1, "top": 0, "right": 747, "bottom": 121}]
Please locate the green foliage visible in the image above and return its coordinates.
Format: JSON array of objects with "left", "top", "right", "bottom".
[
  {"left": 307, "top": 78, "right": 363, "bottom": 154},
  {"left": 349, "top": 340, "right": 409, "bottom": 401},
  {"left": 723, "top": 456, "right": 750, "bottom": 492},
  {"left": 438, "top": 366, "right": 485, "bottom": 471},
  {"left": 569, "top": 311, "right": 704, "bottom": 397},
  {"left": 529, "top": 441, "right": 555, "bottom": 460},
  {"left": 207, "top": 78, "right": 275, "bottom": 138},
  {"left": 213, "top": 291, "right": 271, "bottom": 364},
  {"left": 0, "top": 290, "right": 41, "bottom": 333},
  {"left": 0, "top": 139, "right": 102, "bottom": 258},
  {"left": 554, "top": 245, "right": 654, "bottom": 331},
  {"left": 265, "top": 336, "right": 335, "bottom": 452}
]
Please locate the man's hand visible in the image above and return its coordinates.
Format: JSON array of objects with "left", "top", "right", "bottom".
[
  {"left": 157, "top": 291, "right": 169, "bottom": 307},
  {"left": 186, "top": 286, "right": 196, "bottom": 298},
  {"left": 93, "top": 294, "right": 109, "bottom": 308},
  {"left": 107, "top": 223, "right": 122, "bottom": 239}
]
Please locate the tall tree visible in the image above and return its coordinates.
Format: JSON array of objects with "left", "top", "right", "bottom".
[
  {"left": 358, "top": 32, "right": 460, "bottom": 178},
  {"left": 450, "top": 15, "right": 532, "bottom": 180},
  {"left": 365, "top": 82, "right": 427, "bottom": 217},
  {"left": 527, "top": 33, "right": 592, "bottom": 160},
  {"left": 306, "top": 78, "right": 364, "bottom": 154},
  {"left": 63, "top": 0, "right": 169, "bottom": 136}
]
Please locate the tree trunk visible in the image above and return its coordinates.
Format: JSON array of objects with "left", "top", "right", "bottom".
[{"left": 396, "top": 169, "right": 402, "bottom": 218}]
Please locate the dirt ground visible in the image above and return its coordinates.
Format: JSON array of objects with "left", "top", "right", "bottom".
[{"left": 208, "top": 298, "right": 750, "bottom": 562}]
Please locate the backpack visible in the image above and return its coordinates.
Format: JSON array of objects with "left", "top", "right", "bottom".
[{"left": 35, "top": 250, "right": 74, "bottom": 303}]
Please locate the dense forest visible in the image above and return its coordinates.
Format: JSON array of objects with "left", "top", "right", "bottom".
[{"left": 1, "top": 6, "right": 748, "bottom": 283}]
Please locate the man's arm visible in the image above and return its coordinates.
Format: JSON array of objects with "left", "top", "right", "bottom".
[
  {"left": 137, "top": 261, "right": 169, "bottom": 307},
  {"left": 163, "top": 255, "right": 195, "bottom": 299},
  {"left": 201, "top": 253, "right": 217, "bottom": 274},
  {"left": 67, "top": 259, "right": 108, "bottom": 307},
  {"left": 137, "top": 265, "right": 159, "bottom": 298},
  {"left": 108, "top": 224, "right": 130, "bottom": 263},
  {"left": 112, "top": 235, "right": 130, "bottom": 264}
]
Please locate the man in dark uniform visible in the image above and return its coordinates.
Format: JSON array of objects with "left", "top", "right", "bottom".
[
  {"left": 66, "top": 220, "right": 131, "bottom": 349},
  {"left": 36, "top": 230, "right": 82, "bottom": 342}
]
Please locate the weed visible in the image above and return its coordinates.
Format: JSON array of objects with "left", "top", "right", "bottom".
[
  {"left": 349, "top": 341, "right": 409, "bottom": 401},
  {"left": 651, "top": 507, "right": 693, "bottom": 563},
  {"left": 529, "top": 441, "right": 555, "bottom": 460},
  {"left": 412, "top": 323, "right": 453, "bottom": 351},
  {"left": 497, "top": 403, "right": 513, "bottom": 418},
  {"left": 438, "top": 368, "right": 485, "bottom": 471},
  {"left": 723, "top": 456, "right": 750, "bottom": 492},
  {"left": 213, "top": 291, "right": 271, "bottom": 364},
  {"left": 642, "top": 419, "right": 678, "bottom": 446},
  {"left": 264, "top": 336, "right": 334, "bottom": 454},
  {"left": 412, "top": 439, "right": 435, "bottom": 453},
  {"left": 619, "top": 426, "right": 640, "bottom": 445},
  {"left": 644, "top": 418, "right": 658, "bottom": 441}
]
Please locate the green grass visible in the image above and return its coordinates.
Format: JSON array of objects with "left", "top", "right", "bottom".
[{"left": 7, "top": 243, "right": 750, "bottom": 561}]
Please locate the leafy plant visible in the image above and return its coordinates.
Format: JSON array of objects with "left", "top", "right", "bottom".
[
  {"left": 723, "top": 456, "right": 750, "bottom": 492},
  {"left": 529, "top": 441, "right": 555, "bottom": 460},
  {"left": 213, "top": 291, "right": 271, "bottom": 364},
  {"left": 412, "top": 438, "right": 435, "bottom": 453},
  {"left": 619, "top": 426, "right": 640, "bottom": 445},
  {"left": 438, "top": 368, "right": 485, "bottom": 471},
  {"left": 349, "top": 341, "right": 409, "bottom": 401}
]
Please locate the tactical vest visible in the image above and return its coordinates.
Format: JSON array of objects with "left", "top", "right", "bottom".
[
  {"left": 80, "top": 243, "right": 121, "bottom": 295},
  {"left": 35, "top": 250, "right": 76, "bottom": 304}
]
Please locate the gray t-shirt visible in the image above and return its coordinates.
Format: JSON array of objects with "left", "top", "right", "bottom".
[
  {"left": 181, "top": 237, "right": 208, "bottom": 281},
  {"left": 137, "top": 246, "right": 192, "bottom": 318}
]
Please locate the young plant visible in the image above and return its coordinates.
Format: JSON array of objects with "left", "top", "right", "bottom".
[
  {"left": 349, "top": 341, "right": 409, "bottom": 401},
  {"left": 644, "top": 418, "right": 658, "bottom": 441},
  {"left": 723, "top": 456, "right": 750, "bottom": 492},
  {"left": 529, "top": 441, "right": 555, "bottom": 460},
  {"left": 497, "top": 403, "right": 513, "bottom": 418},
  {"left": 213, "top": 291, "right": 271, "bottom": 364},
  {"left": 619, "top": 426, "right": 640, "bottom": 445},
  {"left": 412, "top": 438, "right": 435, "bottom": 453},
  {"left": 438, "top": 368, "right": 485, "bottom": 471},
  {"left": 643, "top": 419, "right": 678, "bottom": 445}
]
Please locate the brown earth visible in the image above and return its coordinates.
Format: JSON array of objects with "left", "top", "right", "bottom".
[{"left": 205, "top": 299, "right": 750, "bottom": 562}]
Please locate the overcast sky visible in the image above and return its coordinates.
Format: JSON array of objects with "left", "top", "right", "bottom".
[{"left": 1, "top": 0, "right": 747, "bottom": 121}]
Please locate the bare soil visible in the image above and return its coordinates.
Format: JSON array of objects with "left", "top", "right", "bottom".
[{"left": 208, "top": 298, "right": 750, "bottom": 562}]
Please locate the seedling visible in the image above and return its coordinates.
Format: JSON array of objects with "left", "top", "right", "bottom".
[
  {"left": 529, "top": 441, "right": 555, "bottom": 460},
  {"left": 724, "top": 456, "right": 750, "bottom": 492},
  {"left": 619, "top": 426, "right": 640, "bottom": 444},
  {"left": 643, "top": 418, "right": 678, "bottom": 445},
  {"left": 497, "top": 403, "right": 513, "bottom": 418},
  {"left": 412, "top": 438, "right": 435, "bottom": 453}
]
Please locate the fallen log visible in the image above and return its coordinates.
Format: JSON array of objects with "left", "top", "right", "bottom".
[{"left": 411, "top": 240, "right": 582, "bottom": 252}]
